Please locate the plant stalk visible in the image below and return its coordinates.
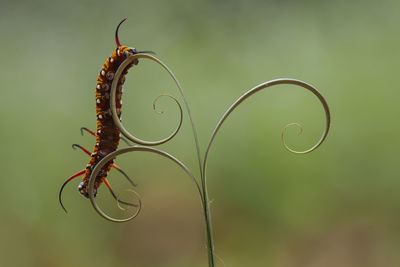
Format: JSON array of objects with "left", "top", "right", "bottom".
[{"left": 201, "top": 178, "right": 215, "bottom": 267}]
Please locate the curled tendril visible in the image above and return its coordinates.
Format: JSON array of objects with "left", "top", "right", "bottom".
[
  {"left": 116, "top": 189, "right": 141, "bottom": 212},
  {"left": 281, "top": 122, "right": 304, "bottom": 154},
  {"left": 88, "top": 146, "right": 202, "bottom": 223},
  {"left": 110, "top": 54, "right": 184, "bottom": 146},
  {"left": 203, "top": 78, "right": 331, "bottom": 183},
  {"left": 112, "top": 52, "right": 203, "bottom": 175},
  {"left": 153, "top": 94, "right": 179, "bottom": 115}
]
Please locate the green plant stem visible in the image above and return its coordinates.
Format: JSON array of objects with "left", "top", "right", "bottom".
[{"left": 201, "top": 178, "right": 215, "bottom": 267}]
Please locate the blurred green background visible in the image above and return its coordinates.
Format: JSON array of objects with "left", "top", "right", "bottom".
[{"left": 1, "top": 0, "right": 400, "bottom": 266}]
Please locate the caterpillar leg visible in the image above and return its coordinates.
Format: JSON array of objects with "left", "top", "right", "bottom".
[
  {"left": 80, "top": 127, "right": 95, "bottom": 137},
  {"left": 72, "top": 143, "right": 137, "bottom": 186},
  {"left": 59, "top": 170, "right": 86, "bottom": 213},
  {"left": 80, "top": 127, "right": 131, "bottom": 146},
  {"left": 111, "top": 164, "right": 137, "bottom": 186},
  {"left": 104, "top": 178, "right": 138, "bottom": 207},
  {"left": 72, "top": 144, "right": 91, "bottom": 156}
]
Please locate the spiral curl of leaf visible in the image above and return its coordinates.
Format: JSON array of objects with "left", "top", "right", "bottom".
[
  {"left": 110, "top": 54, "right": 181, "bottom": 146},
  {"left": 281, "top": 122, "right": 303, "bottom": 153},
  {"left": 116, "top": 189, "right": 141, "bottom": 211},
  {"left": 203, "top": 78, "right": 331, "bottom": 183},
  {"left": 111, "top": 53, "right": 204, "bottom": 178},
  {"left": 88, "top": 146, "right": 202, "bottom": 222}
]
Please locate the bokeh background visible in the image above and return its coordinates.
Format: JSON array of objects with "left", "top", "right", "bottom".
[{"left": 1, "top": 0, "right": 400, "bottom": 266}]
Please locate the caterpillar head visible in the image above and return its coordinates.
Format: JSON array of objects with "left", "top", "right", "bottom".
[
  {"left": 124, "top": 47, "right": 137, "bottom": 56},
  {"left": 115, "top": 46, "right": 138, "bottom": 57}
]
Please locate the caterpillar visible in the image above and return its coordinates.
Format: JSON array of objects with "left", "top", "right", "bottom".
[{"left": 59, "top": 18, "right": 150, "bottom": 212}]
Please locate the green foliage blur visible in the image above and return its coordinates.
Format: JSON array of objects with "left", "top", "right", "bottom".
[{"left": 1, "top": 0, "right": 400, "bottom": 266}]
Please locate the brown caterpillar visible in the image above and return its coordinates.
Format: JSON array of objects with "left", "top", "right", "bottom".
[{"left": 59, "top": 18, "right": 150, "bottom": 212}]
